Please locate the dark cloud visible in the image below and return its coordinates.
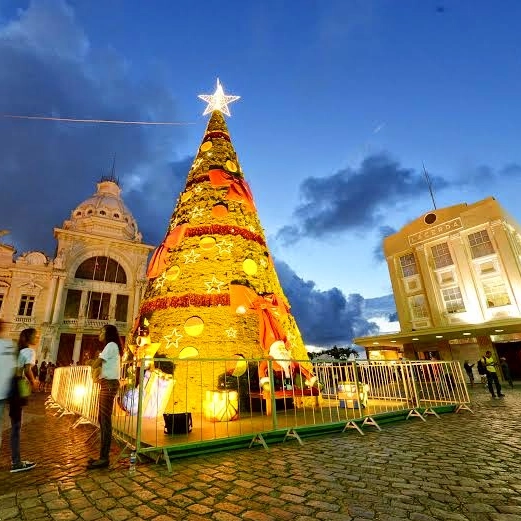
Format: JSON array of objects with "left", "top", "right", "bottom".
[
  {"left": 498, "top": 163, "right": 521, "bottom": 178},
  {"left": 124, "top": 156, "right": 192, "bottom": 246},
  {"left": 276, "top": 153, "right": 449, "bottom": 245},
  {"left": 372, "top": 225, "right": 396, "bottom": 262},
  {"left": 275, "top": 259, "right": 379, "bottom": 346},
  {"left": 0, "top": 0, "right": 185, "bottom": 254}
]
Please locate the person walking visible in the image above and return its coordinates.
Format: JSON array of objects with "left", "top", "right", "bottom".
[
  {"left": 499, "top": 357, "right": 514, "bottom": 389},
  {"left": 87, "top": 324, "right": 122, "bottom": 469},
  {"left": 38, "top": 361, "right": 47, "bottom": 392},
  {"left": 9, "top": 328, "right": 39, "bottom": 472},
  {"left": 463, "top": 361, "right": 475, "bottom": 386},
  {"left": 0, "top": 320, "right": 16, "bottom": 454},
  {"left": 483, "top": 350, "right": 504, "bottom": 399}
]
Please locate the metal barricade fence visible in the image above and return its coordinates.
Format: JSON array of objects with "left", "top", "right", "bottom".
[{"left": 49, "top": 358, "right": 472, "bottom": 466}]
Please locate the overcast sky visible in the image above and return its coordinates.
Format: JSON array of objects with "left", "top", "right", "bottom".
[{"left": 1, "top": 1, "right": 520, "bottom": 347}]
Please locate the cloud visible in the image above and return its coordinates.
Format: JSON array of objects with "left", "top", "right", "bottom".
[
  {"left": 372, "top": 225, "right": 396, "bottom": 262},
  {"left": 276, "top": 153, "right": 448, "bottom": 245},
  {"left": 0, "top": 0, "right": 185, "bottom": 254},
  {"left": 124, "top": 156, "right": 192, "bottom": 246},
  {"left": 275, "top": 259, "right": 379, "bottom": 346}
]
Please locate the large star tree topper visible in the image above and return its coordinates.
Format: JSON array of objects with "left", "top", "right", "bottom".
[{"left": 198, "top": 78, "right": 240, "bottom": 116}]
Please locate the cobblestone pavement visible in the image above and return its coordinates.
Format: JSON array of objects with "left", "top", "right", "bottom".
[{"left": 1, "top": 384, "right": 520, "bottom": 521}]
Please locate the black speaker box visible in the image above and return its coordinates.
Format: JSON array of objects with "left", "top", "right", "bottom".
[{"left": 163, "top": 413, "right": 192, "bottom": 434}]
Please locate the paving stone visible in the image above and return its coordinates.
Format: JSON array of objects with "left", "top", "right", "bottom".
[{"left": 3, "top": 391, "right": 521, "bottom": 521}]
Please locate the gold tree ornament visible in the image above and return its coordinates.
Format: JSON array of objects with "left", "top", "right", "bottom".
[
  {"left": 198, "top": 78, "right": 240, "bottom": 117},
  {"left": 184, "top": 316, "right": 205, "bottom": 336}
]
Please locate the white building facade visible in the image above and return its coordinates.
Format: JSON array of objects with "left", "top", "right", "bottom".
[{"left": 0, "top": 178, "right": 154, "bottom": 365}]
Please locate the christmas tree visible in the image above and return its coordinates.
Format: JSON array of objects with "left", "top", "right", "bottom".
[{"left": 132, "top": 80, "right": 317, "bottom": 414}]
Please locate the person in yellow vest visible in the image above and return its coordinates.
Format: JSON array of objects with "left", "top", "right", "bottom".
[{"left": 483, "top": 350, "right": 505, "bottom": 398}]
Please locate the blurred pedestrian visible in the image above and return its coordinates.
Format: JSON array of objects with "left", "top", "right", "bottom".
[
  {"left": 9, "top": 328, "right": 39, "bottom": 472},
  {"left": 463, "top": 360, "right": 475, "bottom": 387},
  {"left": 499, "top": 357, "right": 514, "bottom": 389},
  {"left": 38, "top": 361, "right": 47, "bottom": 392},
  {"left": 0, "top": 320, "right": 16, "bottom": 453},
  {"left": 87, "top": 324, "right": 122, "bottom": 470}
]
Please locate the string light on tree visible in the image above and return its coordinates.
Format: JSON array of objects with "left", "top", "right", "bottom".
[
  {"left": 225, "top": 327, "right": 237, "bottom": 338},
  {"left": 205, "top": 276, "right": 225, "bottom": 294},
  {"left": 163, "top": 328, "right": 183, "bottom": 350},
  {"left": 198, "top": 78, "right": 240, "bottom": 116},
  {"left": 183, "top": 249, "right": 201, "bottom": 264},
  {"left": 216, "top": 239, "right": 233, "bottom": 255},
  {"left": 154, "top": 272, "right": 167, "bottom": 290},
  {"left": 190, "top": 206, "right": 204, "bottom": 219}
]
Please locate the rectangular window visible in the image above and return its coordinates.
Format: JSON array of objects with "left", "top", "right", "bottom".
[
  {"left": 399, "top": 253, "right": 418, "bottom": 277},
  {"left": 115, "top": 295, "right": 129, "bottom": 322},
  {"left": 18, "top": 295, "right": 35, "bottom": 316},
  {"left": 63, "top": 289, "right": 82, "bottom": 318},
  {"left": 442, "top": 287, "right": 466, "bottom": 314},
  {"left": 483, "top": 278, "right": 511, "bottom": 308},
  {"left": 468, "top": 230, "right": 494, "bottom": 259},
  {"left": 431, "top": 242, "right": 453, "bottom": 269},
  {"left": 86, "top": 292, "right": 110, "bottom": 320},
  {"left": 409, "top": 294, "right": 429, "bottom": 320}
]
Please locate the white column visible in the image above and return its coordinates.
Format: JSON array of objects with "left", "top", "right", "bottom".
[
  {"left": 72, "top": 333, "right": 82, "bottom": 364},
  {"left": 43, "top": 276, "right": 58, "bottom": 323},
  {"left": 132, "top": 281, "right": 143, "bottom": 321},
  {"left": 79, "top": 290, "right": 89, "bottom": 318},
  {"left": 108, "top": 292, "right": 117, "bottom": 322},
  {"left": 51, "top": 277, "right": 66, "bottom": 324}
]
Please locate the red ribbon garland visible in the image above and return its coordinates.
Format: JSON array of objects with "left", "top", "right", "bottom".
[
  {"left": 208, "top": 169, "right": 256, "bottom": 212},
  {"left": 146, "top": 224, "right": 188, "bottom": 279},
  {"left": 230, "top": 284, "right": 289, "bottom": 352}
]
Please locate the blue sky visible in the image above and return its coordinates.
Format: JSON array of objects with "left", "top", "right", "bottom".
[{"left": 0, "top": 0, "right": 520, "bottom": 345}]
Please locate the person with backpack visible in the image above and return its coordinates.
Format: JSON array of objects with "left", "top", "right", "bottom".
[{"left": 482, "top": 350, "right": 504, "bottom": 399}]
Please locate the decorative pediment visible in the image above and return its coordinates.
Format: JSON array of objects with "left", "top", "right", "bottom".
[{"left": 19, "top": 251, "right": 48, "bottom": 266}]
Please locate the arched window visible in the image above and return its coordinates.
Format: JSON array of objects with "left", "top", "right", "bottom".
[{"left": 75, "top": 256, "right": 127, "bottom": 284}]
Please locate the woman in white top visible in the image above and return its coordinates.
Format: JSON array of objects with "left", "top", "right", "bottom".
[
  {"left": 87, "top": 324, "right": 122, "bottom": 469},
  {"left": 10, "top": 328, "right": 39, "bottom": 472}
]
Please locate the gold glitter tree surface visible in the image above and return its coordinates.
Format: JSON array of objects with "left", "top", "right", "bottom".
[{"left": 134, "top": 101, "right": 315, "bottom": 413}]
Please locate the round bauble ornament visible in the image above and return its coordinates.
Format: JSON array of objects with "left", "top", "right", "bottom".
[
  {"left": 181, "top": 191, "right": 192, "bottom": 202},
  {"left": 184, "top": 316, "right": 204, "bottom": 337},
  {"left": 199, "top": 236, "right": 216, "bottom": 250},
  {"left": 166, "top": 265, "right": 180, "bottom": 280},
  {"left": 212, "top": 203, "right": 228, "bottom": 218},
  {"left": 179, "top": 346, "right": 199, "bottom": 359},
  {"left": 242, "top": 258, "right": 258, "bottom": 276},
  {"left": 200, "top": 141, "right": 212, "bottom": 152},
  {"left": 225, "top": 160, "right": 237, "bottom": 173}
]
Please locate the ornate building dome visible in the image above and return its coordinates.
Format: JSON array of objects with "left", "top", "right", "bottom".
[{"left": 63, "top": 177, "right": 142, "bottom": 241}]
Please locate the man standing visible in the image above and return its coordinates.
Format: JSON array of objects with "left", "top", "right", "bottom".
[{"left": 483, "top": 350, "right": 504, "bottom": 398}]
